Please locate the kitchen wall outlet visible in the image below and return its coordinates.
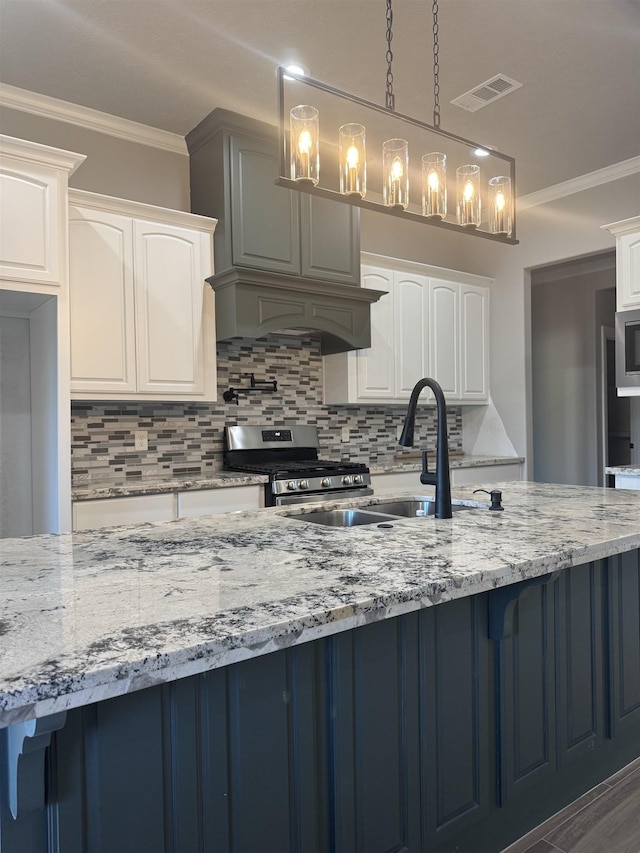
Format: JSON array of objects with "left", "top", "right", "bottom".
[
  {"left": 341, "top": 426, "right": 350, "bottom": 443},
  {"left": 134, "top": 430, "right": 148, "bottom": 451},
  {"left": 396, "top": 424, "right": 404, "bottom": 442}
]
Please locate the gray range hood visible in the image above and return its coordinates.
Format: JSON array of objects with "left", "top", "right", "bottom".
[
  {"left": 207, "top": 267, "right": 385, "bottom": 355},
  {"left": 187, "top": 108, "right": 386, "bottom": 355}
]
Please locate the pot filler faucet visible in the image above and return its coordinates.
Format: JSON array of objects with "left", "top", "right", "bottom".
[{"left": 399, "top": 377, "right": 452, "bottom": 519}]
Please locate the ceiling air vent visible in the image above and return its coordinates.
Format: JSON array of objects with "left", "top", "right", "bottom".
[{"left": 451, "top": 74, "right": 523, "bottom": 112}]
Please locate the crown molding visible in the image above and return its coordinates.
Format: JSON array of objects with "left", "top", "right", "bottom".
[
  {"left": 0, "top": 133, "right": 86, "bottom": 174},
  {"left": 518, "top": 156, "right": 640, "bottom": 211},
  {"left": 0, "top": 83, "right": 187, "bottom": 155},
  {"left": 68, "top": 188, "right": 217, "bottom": 232}
]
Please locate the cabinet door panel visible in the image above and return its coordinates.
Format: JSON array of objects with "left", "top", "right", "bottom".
[
  {"left": 330, "top": 617, "right": 420, "bottom": 853},
  {"left": 556, "top": 562, "right": 605, "bottom": 766},
  {"left": 134, "top": 222, "right": 206, "bottom": 395},
  {"left": 460, "top": 285, "right": 489, "bottom": 400},
  {"left": 618, "top": 230, "right": 640, "bottom": 308},
  {"left": 300, "top": 195, "right": 360, "bottom": 284},
  {"left": 356, "top": 268, "right": 395, "bottom": 399},
  {"left": 429, "top": 280, "right": 459, "bottom": 399},
  {"left": 497, "top": 582, "right": 557, "bottom": 803},
  {"left": 230, "top": 133, "right": 300, "bottom": 274},
  {"left": 608, "top": 549, "right": 640, "bottom": 735},
  {"left": 0, "top": 161, "right": 60, "bottom": 284},
  {"left": 420, "top": 596, "right": 491, "bottom": 846},
  {"left": 69, "top": 209, "right": 136, "bottom": 393},
  {"left": 395, "top": 273, "right": 428, "bottom": 397}
]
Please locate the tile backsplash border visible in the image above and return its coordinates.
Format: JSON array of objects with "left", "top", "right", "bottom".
[{"left": 71, "top": 334, "right": 462, "bottom": 483}]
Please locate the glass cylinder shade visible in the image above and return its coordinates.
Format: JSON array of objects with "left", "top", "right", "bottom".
[
  {"left": 290, "top": 105, "right": 319, "bottom": 184},
  {"left": 488, "top": 176, "right": 512, "bottom": 236},
  {"left": 456, "top": 165, "right": 481, "bottom": 228},
  {"left": 383, "top": 139, "right": 409, "bottom": 208},
  {"left": 422, "top": 152, "right": 446, "bottom": 219},
  {"left": 339, "top": 123, "right": 366, "bottom": 197}
]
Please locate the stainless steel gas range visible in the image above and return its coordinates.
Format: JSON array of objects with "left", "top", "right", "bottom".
[{"left": 223, "top": 425, "right": 372, "bottom": 507}]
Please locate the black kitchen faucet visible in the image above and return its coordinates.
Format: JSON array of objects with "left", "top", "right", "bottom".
[{"left": 399, "top": 377, "right": 453, "bottom": 519}]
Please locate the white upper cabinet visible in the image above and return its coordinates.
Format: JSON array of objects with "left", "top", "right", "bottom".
[
  {"left": 0, "top": 136, "right": 85, "bottom": 288},
  {"left": 323, "top": 254, "right": 490, "bottom": 405},
  {"left": 356, "top": 267, "right": 395, "bottom": 399},
  {"left": 459, "top": 284, "right": 489, "bottom": 401},
  {"left": 69, "top": 190, "right": 217, "bottom": 401},
  {"left": 603, "top": 217, "right": 640, "bottom": 310}
]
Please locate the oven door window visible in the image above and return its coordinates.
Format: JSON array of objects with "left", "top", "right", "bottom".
[{"left": 625, "top": 321, "right": 640, "bottom": 374}]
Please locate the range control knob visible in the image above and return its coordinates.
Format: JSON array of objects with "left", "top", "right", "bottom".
[
  {"left": 298, "top": 479, "right": 309, "bottom": 490},
  {"left": 287, "top": 480, "right": 298, "bottom": 490},
  {"left": 321, "top": 477, "right": 333, "bottom": 488},
  {"left": 353, "top": 474, "right": 363, "bottom": 485},
  {"left": 342, "top": 475, "right": 354, "bottom": 486}
]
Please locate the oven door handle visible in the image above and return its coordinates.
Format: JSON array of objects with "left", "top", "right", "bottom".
[{"left": 274, "top": 487, "right": 374, "bottom": 507}]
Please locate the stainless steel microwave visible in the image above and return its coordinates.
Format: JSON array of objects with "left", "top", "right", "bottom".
[{"left": 616, "top": 309, "right": 640, "bottom": 388}]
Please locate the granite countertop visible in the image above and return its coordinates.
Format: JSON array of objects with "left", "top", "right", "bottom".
[
  {"left": 605, "top": 465, "right": 640, "bottom": 476},
  {"left": 2, "top": 481, "right": 639, "bottom": 728},
  {"left": 71, "top": 454, "right": 524, "bottom": 501}
]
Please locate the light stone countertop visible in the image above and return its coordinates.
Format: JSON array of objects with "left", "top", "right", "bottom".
[
  {"left": 3, "top": 481, "right": 637, "bottom": 729},
  {"left": 605, "top": 465, "right": 640, "bottom": 476},
  {"left": 71, "top": 454, "right": 524, "bottom": 501}
]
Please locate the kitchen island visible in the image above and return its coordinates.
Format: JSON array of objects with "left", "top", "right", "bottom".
[{"left": 2, "top": 482, "right": 640, "bottom": 853}]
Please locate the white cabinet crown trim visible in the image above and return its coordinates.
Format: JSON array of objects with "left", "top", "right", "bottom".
[
  {"left": 68, "top": 189, "right": 217, "bottom": 233},
  {"left": 0, "top": 134, "right": 86, "bottom": 175},
  {"left": 361, "top": 252, "right": 493, "bottom": 289}
]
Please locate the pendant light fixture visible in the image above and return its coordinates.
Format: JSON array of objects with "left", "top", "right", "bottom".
[{"left": 276, "top": 0, "right": 518, "bottom": 244}]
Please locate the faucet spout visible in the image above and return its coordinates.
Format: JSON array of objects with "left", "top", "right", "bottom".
[{"left": 399, "top": 377, "right": 452, "bottom": 519}]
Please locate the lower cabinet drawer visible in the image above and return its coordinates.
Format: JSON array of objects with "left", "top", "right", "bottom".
[
  {"left": 177, "top": 486, "right": 262, "bottom": 518},
  {"left": 72, "top": 494, "right": 176, "bottom": 530}
]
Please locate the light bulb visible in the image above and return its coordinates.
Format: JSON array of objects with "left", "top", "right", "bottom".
[
  {"left": 496, "top": 191, "right": 505, "bottom": 211},
  {"left": 298, "top": 130, "right": 312, "bottom": 155},
  {"left": 463, "top": 180, "right": 474, "bottom": 202},
  {"left": 428, "top": 170, "right": 439, "bottom": 191},
  {"left": 391, "top": 157, "right": 404, "bottom": 180},
  {"left": 346, "top": 145, "right": 359, "bottom": 168}
]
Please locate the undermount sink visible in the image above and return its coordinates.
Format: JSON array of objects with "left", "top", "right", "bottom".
[
  {"left": 370, "top": 500, "right": 473, "bottom": 518},
  {"left": 292, "top": 508, "right": 399, "bottom": 527},
  {"left": 288, "top": 498, "right": 478, "bottom": 527}
]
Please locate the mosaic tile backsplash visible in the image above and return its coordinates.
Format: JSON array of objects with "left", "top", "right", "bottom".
[{"left": 71, "top": 334, "right": 462, "bottom": 483}]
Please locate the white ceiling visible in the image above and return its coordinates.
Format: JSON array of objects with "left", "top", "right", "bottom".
[{"left": 0, "top": 0, "right": 639, "bottom": 197}]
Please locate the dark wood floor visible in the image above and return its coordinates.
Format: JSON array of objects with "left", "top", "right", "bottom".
[{"left": 501, "top": 756, "right": 640, "bottom": 853}]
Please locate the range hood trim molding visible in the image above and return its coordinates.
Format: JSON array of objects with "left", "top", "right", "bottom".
[{"left": 207, "top": 268, "right": 386, "bottom": 354}]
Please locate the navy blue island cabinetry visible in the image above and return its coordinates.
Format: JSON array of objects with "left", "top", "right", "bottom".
[
  {"left": 1, "top": 482, "right": 640, "bottom": 852},
  {"left": 2, "top": 553, "right": 640, "bottom": 853}
]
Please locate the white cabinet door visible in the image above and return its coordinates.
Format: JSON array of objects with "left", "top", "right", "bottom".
[
  {"left": 459, "top": 284, "right": 489, "bottom": 401},
  {"left": 617, "top": 229, "right": 640, "bottom": 309},
  {"left": 73, "top": 494, "right": 176, "bottom": 530},
  {"left": 133, "top": 221, "right": 208, "bottom": 396},
  {"left": 69, "top": 191, "right": 217, "bottom": 402},
  {"left": 450, "top": 463, "right": 521, "bottom": 486},
  {"left": 356, "top": 267, "right": 395, "bottom": 399},
  {"left": 0, "top": 159, "right": 61, "bottom": 286},
  {"left": 394, "top": 272, "right": 429, "bottom": 397},
  {"left": 429, "top": 280, "right": 459, "bottom": 399},
  {"left": 604, "top": 217, "right": 640, "bottom": 310},
  {"left": 69, "top": 207, "right": 137, "bottom": 393},
  {"left": 177, "top": 486, "right": 262, "bottom": 517}
]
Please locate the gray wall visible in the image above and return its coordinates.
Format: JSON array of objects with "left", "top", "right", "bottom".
[
  {"left": 427, "top": 174, "right": 640, "bottom": 478},
  {"left": 531, "top": 267, "right": 615, "bottom": 486},
  {"left": 0, "top": 106, "right": 190, "bottom": 209}
]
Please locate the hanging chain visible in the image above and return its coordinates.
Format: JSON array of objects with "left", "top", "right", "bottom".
[
  {"left": 385, "top": 0, "right": 395, "bottom": 111},
  {"left": 432, "top": 0, "right": 441, "bottom": 127}
]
